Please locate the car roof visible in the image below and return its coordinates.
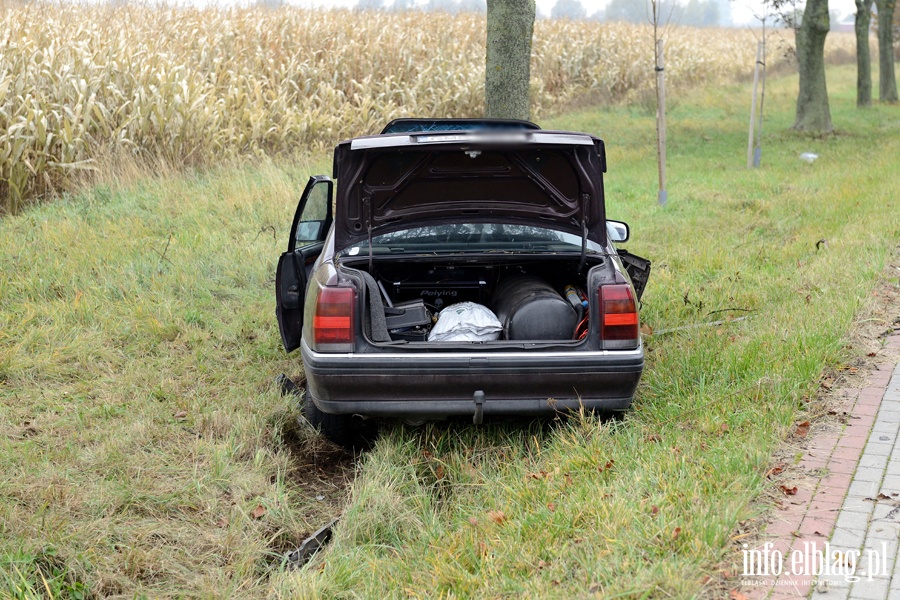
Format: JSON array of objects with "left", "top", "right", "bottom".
[{"left": 380, "top": 118, "right": 541, "bottom": 134}]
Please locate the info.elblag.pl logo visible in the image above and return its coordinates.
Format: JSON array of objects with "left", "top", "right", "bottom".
[{"left": 742, "top": 541, "right": 891, "bottom": 585}]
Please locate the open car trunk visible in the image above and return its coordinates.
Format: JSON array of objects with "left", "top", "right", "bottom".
[{"left": 338, "top": 254, "right": 608, "bottom": 346}]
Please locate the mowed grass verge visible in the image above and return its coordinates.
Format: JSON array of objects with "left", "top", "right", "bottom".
[
  {"left": 271, "top": 66, "right": 900, "bottom": 598},
  {"left": 0, "top": 159, "right": 348, "bottom": 597},
  {"left": 0, "top": 64, "right": 897, "bottom": 598}
]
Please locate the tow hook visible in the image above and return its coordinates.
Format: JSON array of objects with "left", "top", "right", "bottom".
[{"left": 473, "top": 390, "right": 484, "bottom": 425}]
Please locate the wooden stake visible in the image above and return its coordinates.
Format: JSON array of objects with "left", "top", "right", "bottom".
[
  {"left": 656, "top": 38, "right": 667, "bottom": 206},
  {"left": 747, "top": 40, "right": 763, "bottom": 169},
  {"left": 755, "top": 35, "right": 766, "bottom": 168}
]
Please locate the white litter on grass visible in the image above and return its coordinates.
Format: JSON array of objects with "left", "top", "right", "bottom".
[
  {"left": 799, "top": 152, "right": 819, "bottom": 163},
  {"left": 428, "top": 302, "right": 502, "bottom": 342}
]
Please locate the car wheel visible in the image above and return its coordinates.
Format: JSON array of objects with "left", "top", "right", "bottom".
[{"left": 302, "top": 390, "right": 375, "bottom": 450}]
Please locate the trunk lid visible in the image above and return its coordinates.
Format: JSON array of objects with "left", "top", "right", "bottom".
[{"left": 331, "top": 129, "right": 608, "bottom": 250}]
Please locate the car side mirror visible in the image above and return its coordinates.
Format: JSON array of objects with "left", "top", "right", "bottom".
[{"left": 606, "top": 220, "right": 630, "bottom": 243}]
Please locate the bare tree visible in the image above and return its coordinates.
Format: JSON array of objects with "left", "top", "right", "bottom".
[
  {"left": 855, "top": 0, "right": 875, "bottom": 106},
  {"left": 649, "top": 0, "right": 678, "bottom": 204},
  {"left": 792, "top": 0, "right": 833, "bottom": 132},
  {"left": 551, "top": 0, "right": 586, "bottom": 20},
  {"left": 875, "top": 0, "right": 898, "bottom": 101},
  {"left": 357, "top": 0, "right": 386, "bottom": 10},
  {"left": 485, "top": 0, "right": 536, "bottom": 120}
]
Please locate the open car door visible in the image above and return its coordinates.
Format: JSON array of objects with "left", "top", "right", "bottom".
[{"left": 276, "top": 175, "right": 333, "bottom": 352}]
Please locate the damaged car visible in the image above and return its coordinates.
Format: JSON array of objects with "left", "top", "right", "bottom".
[{"left": 276, "top": 118, "right": 650, "bottom": 446}]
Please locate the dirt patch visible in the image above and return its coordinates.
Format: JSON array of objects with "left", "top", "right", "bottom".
[
  {"left": 282, "top": 418, "right": 356, "bottom": 506},
  {"left": 271, "top": 376, "right": 357, "bottom": 558}
]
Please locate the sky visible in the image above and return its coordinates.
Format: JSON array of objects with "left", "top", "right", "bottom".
[{"left": 284, "top": 0, "right": 860, "bottom": 25}]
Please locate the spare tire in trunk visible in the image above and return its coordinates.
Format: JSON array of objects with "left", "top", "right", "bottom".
[{"left": 492, "top": 275, "right": 577, "bottom": 340}]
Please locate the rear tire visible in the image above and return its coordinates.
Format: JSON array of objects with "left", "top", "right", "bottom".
[{"left": 303, "top": 390, "right": 375, "bottom": 450}]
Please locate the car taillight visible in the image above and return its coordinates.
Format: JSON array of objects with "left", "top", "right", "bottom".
[
  {"left": 313, "top": 286, "right": 355, "bottom": 352},
  {"left": 599, "top": 284, "right": 639, "bottom": 348}
]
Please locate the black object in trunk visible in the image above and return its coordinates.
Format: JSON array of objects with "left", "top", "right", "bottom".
[{"left": 492, "top": 275, "right": 577, "bottom": 341}]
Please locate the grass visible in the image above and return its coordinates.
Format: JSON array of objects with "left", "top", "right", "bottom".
[
  {"left": 1, "top": 64, "right": 899, "bottom": 598},
  {"left": 0, "top": 158, "right": 347, "bottom": 597},
  {"left": 269, "top": 66, "right": 900, "bottom": 597}
]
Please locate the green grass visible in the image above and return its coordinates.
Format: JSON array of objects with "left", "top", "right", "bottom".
[
  {"left": 1, "top": 548, "right": 90, "bottom": 599},
  {"left": 270, "top": 66, "right": 900, "bottom": 597},
  {"left": 0, "top": 159, "right": 341, "bottom": 597},
  {"left": 1, "top": 64, "right": 899, "bottom": 598}
]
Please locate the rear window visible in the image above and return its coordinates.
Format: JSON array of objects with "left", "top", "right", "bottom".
[{"left": 337, "top": 223, "right": 604, "bottom": 257}]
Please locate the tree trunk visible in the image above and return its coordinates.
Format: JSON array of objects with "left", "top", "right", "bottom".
[
  {"left": 485, "top": 0, "right": 535, "bottom": 120},
  {"left": 876, "top": 0, "right": 898, "bottom": 102},
  {"left": 793, "top": 0, "right": 833, "bottom": 133},
  {"left": 855, "top": 0, "right": 874, "bottom": 106}
]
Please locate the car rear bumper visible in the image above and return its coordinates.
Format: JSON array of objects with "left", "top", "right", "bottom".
[{"left": 300, "top": 341, "right": 644, "bottom": 418}]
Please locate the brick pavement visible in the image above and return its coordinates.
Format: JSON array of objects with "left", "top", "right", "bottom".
[{"left": 742, "top": 333, "right": 900, "bottom": 599}]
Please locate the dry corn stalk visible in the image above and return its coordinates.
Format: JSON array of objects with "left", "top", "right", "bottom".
[{"left": 0, "top": 2, "right": 856, "bottom": 213}]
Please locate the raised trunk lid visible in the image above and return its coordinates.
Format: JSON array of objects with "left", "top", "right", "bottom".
[{"left": 331, "top": 129, "right": 608, "bottom": 251}]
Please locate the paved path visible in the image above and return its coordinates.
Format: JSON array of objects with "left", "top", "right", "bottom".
[
  {"left": 743, "top": 333, "right": 900, "bottom": 599},
  {"left": 815, "top": 352, "right": 900, "bottom": 600}
]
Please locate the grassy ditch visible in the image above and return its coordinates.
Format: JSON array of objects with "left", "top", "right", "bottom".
[
  {"left": 270, "top": 66, "right": 900, "bottom": 597},
  {"left": 0, "top": 159, "right": 352, "bottom": 597},
  {"left": 1, "top": 64, "right": 898, "bottom": 598}
]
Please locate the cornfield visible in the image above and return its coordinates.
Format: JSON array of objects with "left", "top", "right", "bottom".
[{"left": 0, "top": 2, "right": 857, "bottom": 213}]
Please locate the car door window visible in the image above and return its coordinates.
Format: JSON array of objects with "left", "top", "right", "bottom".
[{"left": 289, "top": 176, "right": 332, "bottom": 252}]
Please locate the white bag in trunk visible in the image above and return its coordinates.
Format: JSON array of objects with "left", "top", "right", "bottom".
[{"left": 427, "top": 302, "right": 502, "bottom": 342}]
